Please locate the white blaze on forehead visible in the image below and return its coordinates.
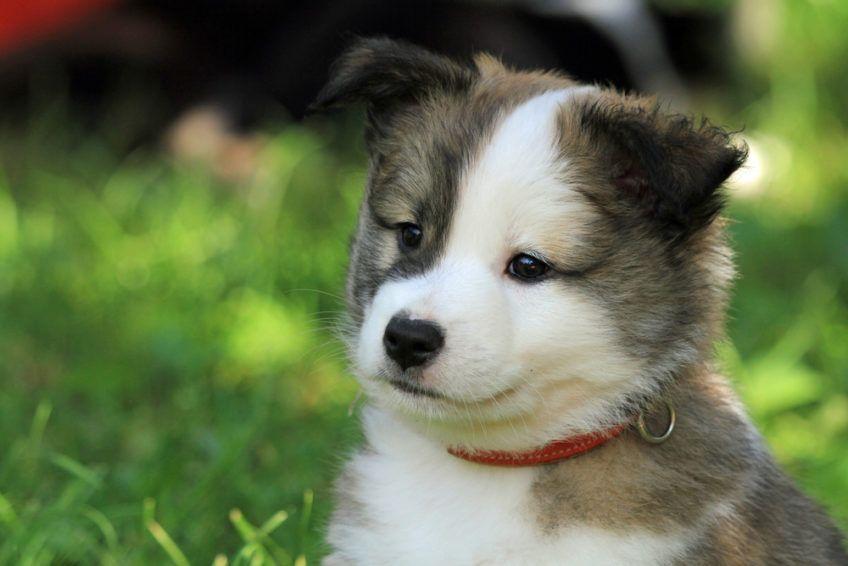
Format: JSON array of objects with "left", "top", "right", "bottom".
[{"left": 446, "top": 87, "right": 596, "bottom": 263}]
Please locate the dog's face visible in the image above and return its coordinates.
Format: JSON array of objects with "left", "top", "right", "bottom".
[{"left": 312, "top": 39, "right": 745, "bottom": 446}]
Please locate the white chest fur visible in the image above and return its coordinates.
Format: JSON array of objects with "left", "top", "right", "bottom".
[{"left": 326, "top": 409, "right": 693, "bottom": 565}]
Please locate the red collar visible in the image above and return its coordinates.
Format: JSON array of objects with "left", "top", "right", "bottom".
[{"left": 447, "top": 422, "right": 629, "bottom": 467}]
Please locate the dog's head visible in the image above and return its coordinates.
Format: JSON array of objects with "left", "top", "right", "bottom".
[{"left": 312, "top": 38, "right": 746, "bottom": 448}]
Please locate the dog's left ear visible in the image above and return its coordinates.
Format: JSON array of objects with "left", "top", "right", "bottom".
[
  {"left": 309, "top": 36, "right": 476, "bottom": 115},
  {"left": 579, "top": 98, "right": 747, "bottom": 237}
]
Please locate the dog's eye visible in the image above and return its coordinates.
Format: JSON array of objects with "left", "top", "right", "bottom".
[
  {"left": 398, "top": 223, "right": 423, "bottom": 250},
  {"left": 508, "top": 254, "right": 550, "bottom": 280}
]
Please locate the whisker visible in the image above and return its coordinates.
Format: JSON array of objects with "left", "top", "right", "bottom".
[{"left": 282, "top": 288, "right": 347, "bottom": 303}]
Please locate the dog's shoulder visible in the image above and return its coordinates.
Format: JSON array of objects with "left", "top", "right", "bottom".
[
  {"left": 532, "top": 370, "right": 847, "bottom": 564},
  {"left": 678, "top": 460, "right": 848, "bottom": 565}
]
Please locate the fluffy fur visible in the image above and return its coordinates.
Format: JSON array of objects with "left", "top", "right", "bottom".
[{"left": 311, "top": 38, "right": 847, "bottom": 565}]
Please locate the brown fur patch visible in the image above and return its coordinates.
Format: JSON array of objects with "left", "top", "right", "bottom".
[
  {"left": 677, "top": 462, "right": 848, "bottom": 565},
  {"left": 531, "top": 368, "right": 754, "bottom": 533},
  {"left": 531, "top": 367, "right": 847, "bottom": 562},
  {"left": 550, "top": 98, "right": 739, "bottom": 402}
]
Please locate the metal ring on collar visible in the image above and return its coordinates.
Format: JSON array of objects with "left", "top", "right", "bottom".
[{"left": 636, "top": 400, "right": 676, "bottom": 444}]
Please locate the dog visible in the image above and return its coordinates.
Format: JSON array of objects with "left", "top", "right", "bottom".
[{"left": 309, "top": 38, "right": 847, "bottom": 565}]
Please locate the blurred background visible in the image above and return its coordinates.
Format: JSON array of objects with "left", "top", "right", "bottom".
[{"left": 0, "top": 0, "right": 846, "bottom": 563}]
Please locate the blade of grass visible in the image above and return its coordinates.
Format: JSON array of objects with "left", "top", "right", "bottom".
[
  {"left": 231, "top": 543, "right": 260, "bottom": 566},
  {"left": 258, "top": 511, "right": 288, "bottom": 537},
  {"left": 82, "top": 505, "right": 119, "bottom": 552},
  {"left": 299, "top": 490, "right": 313, "bottom": 532},
  {"left": 49, "top": 453, "right": 102, "bottom": 488},
  {"left": 28, "top": 400, "right": 52, "bottom": 452},
  {"left": 294, "top": 489, "right": 313, "bottom": 565},
  {"left": 0, "top": 491, "right": 18, "bottom": 528},
  {"left": 144, "top": 499, "right": 190, "bottom": 566},
  {"left": 19, "top": 531, "right": 51, "bottom": 566},
  {"left": 230, "top": 509, "right": 291, "bottom": 566}
]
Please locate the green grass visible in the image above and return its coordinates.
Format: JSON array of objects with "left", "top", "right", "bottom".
[
  {"left": 0, "top": 112, "right": 367, "bottom": 563},
  {"left": 1, "top": 2, "right": 847, "bottom": 563}
]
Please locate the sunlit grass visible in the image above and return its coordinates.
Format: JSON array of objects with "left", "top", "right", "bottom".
[
  {"left": 0, "top": 400, "right": 317, "bottom": 563},
  {"left": 0, "top": 113, "right": 363, "bottom": 562}
]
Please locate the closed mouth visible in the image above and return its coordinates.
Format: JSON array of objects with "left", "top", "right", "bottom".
[
  {"left": 388, "top": 379, "right": 445, "bottom": 399},
  {"left": 385, "top": 377, "right": 522, "bottom": 407}
]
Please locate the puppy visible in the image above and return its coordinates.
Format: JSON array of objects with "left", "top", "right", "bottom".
[{"left": 310, "top": 38, "right": 847, "bottom": 565}]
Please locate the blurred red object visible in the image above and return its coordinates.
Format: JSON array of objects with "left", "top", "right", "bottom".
[{"left": 0, "top": 0, "right": 118, "bottom": 56}]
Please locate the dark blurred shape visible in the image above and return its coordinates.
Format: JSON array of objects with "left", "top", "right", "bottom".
[{"left": 0, "top": 0, "right": 734, "bottom": 146}]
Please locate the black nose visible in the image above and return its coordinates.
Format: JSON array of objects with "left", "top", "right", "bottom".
[{"left": 383, "top": 315, "right": 445, "bottom": 370}]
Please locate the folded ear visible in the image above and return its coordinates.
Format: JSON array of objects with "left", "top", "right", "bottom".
[
  {"left": 309, "top": 36, "right": 476, "bottom": 114},
  {"left": 579, "top": 98, "right": 747, "bottom": 238}
]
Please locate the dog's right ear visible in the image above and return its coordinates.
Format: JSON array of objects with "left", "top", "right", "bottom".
[{"left": 308, "top": 37, "right": 476, "bottom": 125}]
